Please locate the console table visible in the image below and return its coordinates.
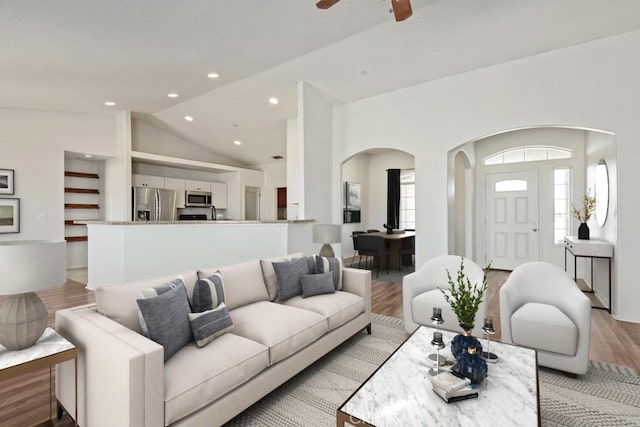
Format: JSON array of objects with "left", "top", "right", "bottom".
[{"left": 564, "top": 236, "right": 613, "bottom": 312}]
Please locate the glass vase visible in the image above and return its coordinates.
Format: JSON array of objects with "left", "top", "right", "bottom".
[
  {"left": 455, "top": 346, "right": 488, "bottom": 384},
  {"left": 451, "top": 327, "right": 483, "bottom": 360}
]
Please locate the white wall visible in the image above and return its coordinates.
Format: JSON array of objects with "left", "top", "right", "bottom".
[
  {"left": 341, "top": 152, "right": 370, "bottom": 256},
  {"left": 0, "top": 109, "right": 117, "bottom": 242},
  {"left": 286, "top": 117, "right": 303, "bottom": 220},
  {"left": 366, "top": 151, "right": 415, "bottom": 232},
  {"left": 299, "top": 82, "right": 333, "bottom": 223},
  {"left": 585, "top": 131, "right": 617, "bottom": 307},
  {"left": 132, "top": 118, "right": 242, "bottom": 167},
  {"left": 257, "top": 161, "right": 287, "bottom": 221},
  {"left": 332, "top": 30, "right": 640, "bottom": 322}
]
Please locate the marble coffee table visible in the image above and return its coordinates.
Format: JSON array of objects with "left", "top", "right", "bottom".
[{"left": 337, "top": 326, "right": 539, "bottom": 426}]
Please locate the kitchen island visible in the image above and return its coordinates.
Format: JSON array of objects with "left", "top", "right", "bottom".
[{"left": 80, "top": 220, "right": 317, "bottom": 288}]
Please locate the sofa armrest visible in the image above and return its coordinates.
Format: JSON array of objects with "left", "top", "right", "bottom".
[
  {"left": 55, "top": 305, "right": 164, "bottom": 427},
  {"left": 342, "top": 267, "right": 371, "bottom": 319}
]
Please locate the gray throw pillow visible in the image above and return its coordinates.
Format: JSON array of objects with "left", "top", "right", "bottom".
[
  {"left": 188, "top": 302, "right": 234, "bottom": 347},
  {"left": 314, "top": 255, "right": 344, "bottom": 290},
  {"left": 301, "top": 272, "right": 336, "bottom": 298},
  {"left": 273, "top": 257, "right": 310, "bottom": 301},
  {"left": 137, "top": 281, "right": 193, "bottom": 361},
  {"left": 192, "top": 272, "right": 225, "bottom": 312}
]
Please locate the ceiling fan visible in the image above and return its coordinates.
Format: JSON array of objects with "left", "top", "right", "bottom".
[{"left": 316, "top": 0, "right": 413, "bottom": 22}]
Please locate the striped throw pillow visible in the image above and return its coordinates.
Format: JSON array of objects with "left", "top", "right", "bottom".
[
  {"left": 188, "top": 302, "right": 234, "bottom": 347},
  {"left": 314, "top": 255, "right": 344, "bottom": 290},
  {"left": 192, "top": 272, "right": 225, "bottom": 313}
]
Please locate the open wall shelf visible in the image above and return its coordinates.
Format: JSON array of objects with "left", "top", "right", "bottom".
[{"left": 64, "top": 168, "right": 101, "bottom": 244}]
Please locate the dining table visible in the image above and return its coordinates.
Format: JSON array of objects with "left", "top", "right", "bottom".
[{"left": 366, "top": 230, "right": 415, "bottom": 270}]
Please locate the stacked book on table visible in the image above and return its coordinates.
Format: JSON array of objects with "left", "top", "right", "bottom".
[{"left": 430, "top": 371, "right": 479, "bottom": 403}]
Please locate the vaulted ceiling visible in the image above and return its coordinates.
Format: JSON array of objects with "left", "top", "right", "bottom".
[{"left": 3, "top": 0, "right": 640, "bottom": 166}]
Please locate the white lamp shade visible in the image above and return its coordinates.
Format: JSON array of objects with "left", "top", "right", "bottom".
[
  {"left": 0, "top": 240, "right": 66, "bottom": 295},
  {"left": 313, "top": 224, "right": 341, "bottom": 244}
]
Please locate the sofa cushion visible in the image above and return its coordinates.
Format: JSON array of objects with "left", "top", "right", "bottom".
[
  {"left": 95, "top": 271, "right": 198, "bottom": 334},
  {"left": 511, "top": 302, "right": 578, "bottom": 356},
  {"left": 260, "top": 256, "right": 288, "bottom": 301},
  {"left": 192, "top": 272, "right": 225, "bottom": 312},
  {"left": 136, "top": 281, "right": 193, "bottom": 361},
  {"left": 284, "top": 291, "right": 365, "bottom": 331},
  {"left": 301, "top": 272, "right": 336, "bottom": 298},
  {"left": 230, "top": 301, "right": 328, "bottom": 364},
  {"left": 200, "top": 260, "right": 269, "bottom": 310},
  {"left": 314, "top": 255, "right": 344, "bottom": 290},
  {"left": 164, "top": 333, "right": 269, "bottom": 425},
  {"left": 273, "top": 257, "right": 310, "bottom": 301},
  {"left": 188, "top": 302, "right": 234, "bottom": 347}
]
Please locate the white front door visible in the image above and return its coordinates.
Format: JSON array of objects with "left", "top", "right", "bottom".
[{"left": 485, "top": 171, "right": 539, "bottom": 270}]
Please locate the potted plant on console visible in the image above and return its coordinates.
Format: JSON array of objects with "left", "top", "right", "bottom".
[
  {"left": 572, "top": 193, "right": 596, "bottom": 240},
  {"left": 441, "top": 257, "right": 490, "bottom": 384}
]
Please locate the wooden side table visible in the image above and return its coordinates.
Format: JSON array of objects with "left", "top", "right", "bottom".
[{"left": 0, "top": 327, "right": 77, "bottom": 426}]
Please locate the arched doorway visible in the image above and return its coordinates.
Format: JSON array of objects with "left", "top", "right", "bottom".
[{"left": 340, "top": 148, "right": 416, "bottom": 274}]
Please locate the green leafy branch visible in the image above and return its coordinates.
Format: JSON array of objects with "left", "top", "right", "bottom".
[{"left": 440, "top": 257, "right": 490, "bottom": 330}]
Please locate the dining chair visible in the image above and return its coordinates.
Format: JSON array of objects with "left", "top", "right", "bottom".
[
  {"left": 350, "top": 231, "right": 366, "bottom": 267},
  {"left": 356, "top": 234, "right": 389, "bottom": 278},
  {"left": 398, "top": 235, "right": 415, "bottom": 271}
]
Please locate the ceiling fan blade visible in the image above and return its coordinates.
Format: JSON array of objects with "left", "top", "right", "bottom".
[
  {"left": 316, "top": 0, "right": 340, "bottom": 9},
  {"left": 391, "top": 0, "right": 413, "bottom": 21}
]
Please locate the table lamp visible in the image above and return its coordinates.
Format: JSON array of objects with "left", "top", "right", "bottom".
[
  {"left": 0, "top": 240, "right": 66, "bottom": 350},
  {"left": 313, "top": 224, "right": 341, "bottom": 257}
]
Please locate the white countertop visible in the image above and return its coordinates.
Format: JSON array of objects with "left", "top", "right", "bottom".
[{"left": 76, "top": 219, "right": 315, "bottom": 225}]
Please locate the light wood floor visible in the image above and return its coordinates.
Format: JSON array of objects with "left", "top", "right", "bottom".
[{"left": 2, "top": 268, "right": 640, "bottom": 426}]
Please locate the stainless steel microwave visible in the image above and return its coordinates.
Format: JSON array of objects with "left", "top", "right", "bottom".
[{"left": 185, "top": 190, "right": 212, "bottom": 207}]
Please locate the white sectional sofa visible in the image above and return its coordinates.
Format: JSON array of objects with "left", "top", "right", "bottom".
[{"left": 55, "top": 256, "right": 371, "bottom": 427}]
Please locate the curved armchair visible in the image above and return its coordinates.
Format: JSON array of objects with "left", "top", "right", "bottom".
[
  {"left": 402, "top": 255, "right": 487, "bottom": 335},
  {"left": 500, "top": 262, "right": 591, "bottom": 375}
]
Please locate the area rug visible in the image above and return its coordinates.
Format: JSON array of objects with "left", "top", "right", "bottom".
[{"left": 226, "top": 314, "right": 640, "bottom": 426}]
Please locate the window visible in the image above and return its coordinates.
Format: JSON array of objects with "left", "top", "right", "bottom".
[
  {"left": 400, "top": 169, "right": 415, "bottom": 230},
  {"left": 495, "top": 179, "right": 527, "bottom": 192},
  {"left": 554, "top": 168, "right": 571, "bottom": 244},
  {"left": 484, "top": 146, "right": 572, "bottom": 166}
]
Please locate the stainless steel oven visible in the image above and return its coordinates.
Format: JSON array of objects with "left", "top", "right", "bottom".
[{"left": 185, "top": 190, "right": 212, "bottom": 207}]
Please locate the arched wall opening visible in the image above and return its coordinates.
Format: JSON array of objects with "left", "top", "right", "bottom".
[
  {"left": 447, "top": 125, "right": 617, "bottom": 306},
  {"left": 340, "top": 148, "right": 415, "bottom": 266}
]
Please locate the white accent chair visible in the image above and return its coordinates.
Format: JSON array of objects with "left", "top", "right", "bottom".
[
  {"left": 500, "top": 261, "right": 591, "bottom": 375},
  {"left": 403, "top": 255, "right": 487, "bottom": 336}
]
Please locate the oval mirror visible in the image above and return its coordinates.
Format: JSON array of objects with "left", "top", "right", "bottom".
[{"left": 595, "top": 160, "right": 609, "bottom": 226}]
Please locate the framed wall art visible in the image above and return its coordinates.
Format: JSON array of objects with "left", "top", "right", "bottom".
[
  {"left": 0, "top": 169, "right": 14, "bottom": 195},
  {"left": 344, "top": 182, "right": 362, "bottom": 224},
  {"left": 0, "top": 198, "right": 20, "bottom": 233}
]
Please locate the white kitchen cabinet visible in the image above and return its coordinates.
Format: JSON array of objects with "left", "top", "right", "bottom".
[
  {"left": 211, "top": 182, "right": 227, "bottom": 209},
  {"left": 132, "top": 174, "right": 164, "bottom": 188},
  {"left": 164, "top": 177, "right": 186, "bottom": 208},
  {"left": 185, "top": 179, "right": 211, "bottom": 192}
]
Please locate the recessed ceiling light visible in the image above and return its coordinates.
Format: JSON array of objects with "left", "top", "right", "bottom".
[
  {"left": 104, "top": 101, "right": 116, "bottom": 106},
  {"left": 184, "top": 116, "right": 194, "bottom": 122},
  {"left": 84, "top": 154, "right": 93, "bottom": 159},
  {"left": 269, "top": 97, "right": 279, "bottom": 105},
  {"left": 207, "top": 72, "right": 219, "bottom": 79},
  {"left": 233, "top": 140, "right": 242, "bottom": 145},
  {"left": 168, "top": 93, "right": 179, "bottom": 98}
]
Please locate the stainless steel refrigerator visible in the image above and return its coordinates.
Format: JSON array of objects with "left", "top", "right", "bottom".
[{"left": 132, "top": 187, "right": 177, "bottom": 221}]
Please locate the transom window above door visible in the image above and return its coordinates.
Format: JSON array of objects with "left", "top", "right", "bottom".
[
  {"left": 495, "top": 179, "right": 527, "bottom": 192},
  {"left": 484, "top": 146, "right": 572, "bottom": 166}
]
